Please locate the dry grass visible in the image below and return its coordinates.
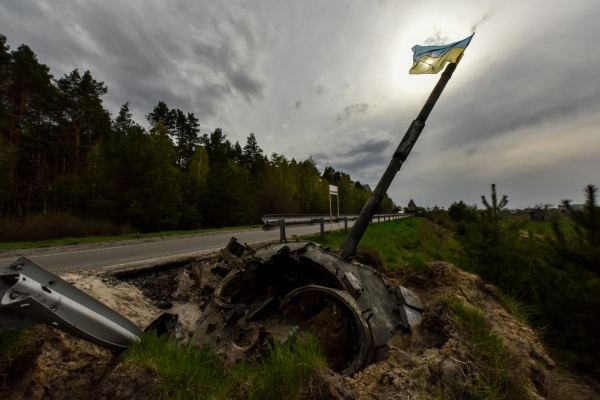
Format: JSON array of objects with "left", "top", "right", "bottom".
[
  {"left": 0, "top": 212, "right": 135, "bottom": 243},
  {"left": 539, "top": 369, "right": 600, "bottom": 400},
  {"left": 443, "top": 295, "right": 530, "bottom": 399}
]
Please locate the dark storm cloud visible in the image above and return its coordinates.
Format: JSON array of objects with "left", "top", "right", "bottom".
[
  {"left": 337, "top": 137, "right": 392, "bottom": 158},
  {"left": 3, "top": 0, "right": 600, "bottom": 209},
  {"left": 426, "top": 11, "right": 600, "bottom": 152},
  {"left": 190, "top": 31, "right": 266, "bottom": 103},
  {"left": 1, "top": 0, "right": 266, "bottom": 123},
  {"left": 311, "top": 134, "right": 393, "bottom": 177},
  {"left": 334, "top": 155, "right": 386, "bottom": 174},
  {"left": 336, "top": 103, "right": 370, "bottom": 123},
  {"left": 433, "top": 69, "right": 600, "bottom": 150},
  {"left": 312, "top": 151, "right": 329, "bottom": 161}
]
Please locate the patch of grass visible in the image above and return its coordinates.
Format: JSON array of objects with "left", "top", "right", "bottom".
[
  {"left": 122, "top": 334, "right": 227, "bottom": 399},
  {"left": 302, "top": 217, "right": 456, "bottom": 272},
  {"left": 0, "top": 225, "right": 262, "bottom": 251},
  {"left": 498, "top": 215, "right": 575, "bottom": 238},
  {"left": 443, "top": 295, "right": 529, "bottom": 399},
  {"left": 0, "top": 327, "right": 37, "bottom": 360},
  {"left": 497, "top": 292, "right": 531, "bottom": 326},
  {"left": 122, "top": 331, "right": 326, "bottom": 400},
  {"left": 227, "top": 332, "right": 327, "bottom": 400}
]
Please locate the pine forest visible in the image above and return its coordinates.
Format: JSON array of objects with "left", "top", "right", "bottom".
[{"left": 0, "top": 35, "right": 395, "bottom": 236}]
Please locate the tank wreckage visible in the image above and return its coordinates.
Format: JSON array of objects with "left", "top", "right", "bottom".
[
  {"left": 192, "top": 237, "right": 422, "bottom": 376},
  {"left": 1, "top": 63, "right": 461, "bottom": 376}
]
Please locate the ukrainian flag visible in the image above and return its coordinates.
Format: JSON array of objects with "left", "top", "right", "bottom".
[{"left": 409, "top": 33, "right": 474, "bottom": 74}]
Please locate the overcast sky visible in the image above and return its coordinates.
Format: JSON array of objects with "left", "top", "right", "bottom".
[{"left": 2, "top": 0, "right": 599, "bottom": 208}]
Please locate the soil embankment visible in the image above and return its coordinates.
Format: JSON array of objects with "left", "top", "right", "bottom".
[{"left": 1, "top": 258, "right": 593, "bottom": 399}]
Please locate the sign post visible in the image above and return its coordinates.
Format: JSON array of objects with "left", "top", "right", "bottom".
[
  {"left": 329, "top": 185, "right": 338, "bottom": 233},
  {"left": 407, "top": 199, "right": 416, "bottom": 213},
  {"left": 407, "top": 199, "right": 417, "bottom": 224}
]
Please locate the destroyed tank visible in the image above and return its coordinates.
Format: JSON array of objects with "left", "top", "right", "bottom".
[{"left": 191, "top": 237, "right": 423, "bottom": 376}]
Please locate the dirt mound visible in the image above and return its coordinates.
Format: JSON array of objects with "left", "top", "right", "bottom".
[
  {"left": 59, "top": 272, "right": 162, "bottom": 328},
  {"left": 2, "top": 327, "right": 155, "bottom": 400},
  {"left": 341, "top": 262, "right": 559, "bottom": 399},
  {"left": 0, "top": 262, "right": 227, "bottom": 398},
  {"left": 1, "top": 272, "right": 161, "bottom": 399},
  {"left": 2, "top": 260, "right": 588, "bottom": 399}
]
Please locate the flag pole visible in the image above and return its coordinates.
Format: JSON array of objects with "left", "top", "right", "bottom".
[{"left": 338, "top": 62, "right": 460, "bottom": 260}]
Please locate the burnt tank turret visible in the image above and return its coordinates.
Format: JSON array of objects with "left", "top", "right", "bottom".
[{"left": 191, "top": 238, "right": 422, "bottom": 376}]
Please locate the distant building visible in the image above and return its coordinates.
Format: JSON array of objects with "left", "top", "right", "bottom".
[
  {"left": 529, "top": 209, "right": 545, "bottom": 222},
  {"left": 392, "top": 206, "right": 404, "bottom": 214}
]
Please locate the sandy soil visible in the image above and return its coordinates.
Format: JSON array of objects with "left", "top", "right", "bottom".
[{"left": 342, "top": 262, "right": 561, "bottom": 400}]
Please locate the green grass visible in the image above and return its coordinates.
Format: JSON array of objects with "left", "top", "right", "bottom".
[
  {"left": 498, "top": 215, "right": 575, "bottom": 238},
  {"left": 443, "top": 295, "right": 529, "bottom": 399},
  {"left": 121, "top": 332, "right": 326, "bottom": 400},
  {"left": 302, "top": 217, "right": 456, "bottom": 273},
  {"left": 228, "top": 332, "right": 327, "bottom": 400},
  {"left": 0, "top": 225, "right": 261, "bottom": 251},
  {"left": 0, "top": 327, "right": 37, "bottom": 360},
  {"left": 497, "top": 292, "right": 531, "bottom": 326}
]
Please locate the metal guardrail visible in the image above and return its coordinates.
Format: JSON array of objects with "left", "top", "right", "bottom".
[
  {"left": 261, "top": 213, "right": 407, "bottom": 228},
  {"left": 0, "top": 257, "right": 143, "bottom": 350},
  {"left": 260, "top": 213, "right": 409, "bottom": 242}
]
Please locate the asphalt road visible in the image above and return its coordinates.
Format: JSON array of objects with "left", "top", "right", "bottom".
[{"left": 0, "top": 220, "right": 369, "bottom": 273}]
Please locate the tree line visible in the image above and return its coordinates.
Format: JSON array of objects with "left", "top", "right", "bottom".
[{"left": 0, "top": 34, "right": 394, "bottom": 233}]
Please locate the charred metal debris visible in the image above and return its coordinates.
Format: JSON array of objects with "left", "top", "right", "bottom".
[{"left": 191, "top": 237, "right": 423, "bottom": 376}]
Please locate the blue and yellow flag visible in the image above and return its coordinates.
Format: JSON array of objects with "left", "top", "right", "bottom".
[{"left": 409, "top": 34, "right": 474, "bottom": 74}]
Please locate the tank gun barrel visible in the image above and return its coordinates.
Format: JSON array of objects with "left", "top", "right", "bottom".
[{"left": 338, "top": 63, "right": 458, "bottom": 260}]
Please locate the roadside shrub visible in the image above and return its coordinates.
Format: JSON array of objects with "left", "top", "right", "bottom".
[
  {"left": 454, "top": 184, "right": 545, "bottom": 299},
  {"left": 0, "top": 213, "right": 135, "bottom": 243},
  {"left": 455, "top": 183, "right": 600, "bottom": 378},
  {"left": 538, "top": 184, "right": 600, "bottom": 377},
  {"left": 448, "top": 200, "right": 477, "bottom": 223}
]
